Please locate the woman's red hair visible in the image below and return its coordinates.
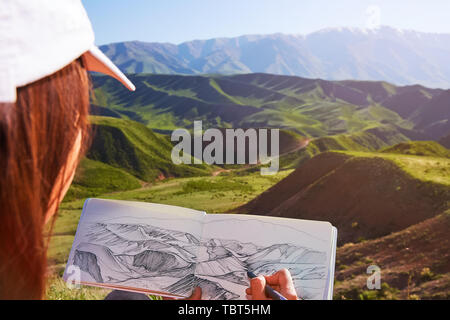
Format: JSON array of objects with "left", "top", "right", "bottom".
[{"left": 0, "top": 58, "right": 91, "bottom": 299}]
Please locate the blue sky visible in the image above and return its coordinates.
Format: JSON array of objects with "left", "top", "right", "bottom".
[{"left": 83, "top": 0, "right": 450, "bottom": 45}]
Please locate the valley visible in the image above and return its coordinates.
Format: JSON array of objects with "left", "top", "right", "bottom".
[
  {"left": 47, "top": 72, "right": 449, "bottom": 300},
  {"left": 91, "top": 73, "right": 449, "bottom": 140}
]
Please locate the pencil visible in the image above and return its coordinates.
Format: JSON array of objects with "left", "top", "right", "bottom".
[{"left": 247, "top": 271, "right": 288, "bottom": 300}]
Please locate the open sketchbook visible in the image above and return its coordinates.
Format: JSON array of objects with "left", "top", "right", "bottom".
[{"left": 63, "top": 198, "right": 337, "bottom": 300}]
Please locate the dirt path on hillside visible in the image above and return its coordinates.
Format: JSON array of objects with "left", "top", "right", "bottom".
[
  {"left": 212, "top": 169, "right": 232, "bottom": 176},
  {"left": 210, "top": 138, "right": 311, "bottom": 176},
  {"left": 280, "top": 138, "right": 311, "bottom": 156}
]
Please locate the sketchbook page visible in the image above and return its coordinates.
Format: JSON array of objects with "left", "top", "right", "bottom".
[
  {"left": 63, "top": 198, "right": 205, "bottom": 298},
  {"left": 324, "top": 227, "right": 338, "bottom": 300},
  {"left": 196, "top": 214, "right": 333, "bottom": 300}
]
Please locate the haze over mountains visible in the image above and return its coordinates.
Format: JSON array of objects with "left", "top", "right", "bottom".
[{"left": 100, "top": 26, "right": 450, "bottom": 88}]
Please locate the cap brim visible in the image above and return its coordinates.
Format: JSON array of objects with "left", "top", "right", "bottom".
[{"left": 82, "top": 46, "right": 135, "bottom": 91}]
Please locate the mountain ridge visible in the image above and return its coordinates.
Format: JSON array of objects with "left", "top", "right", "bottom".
[
  {"left": 99, "top": 26, "right": 450, "bottom": 88},
  {"left": 92, "top": 73, "right": 450, "bottom": 140}
]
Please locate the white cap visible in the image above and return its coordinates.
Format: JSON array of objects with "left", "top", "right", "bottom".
[{"left": 0, "top": 0, "right": 135, "bottom": 103}]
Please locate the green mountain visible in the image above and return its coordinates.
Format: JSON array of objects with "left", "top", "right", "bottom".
[
  {"left": 91, "top": 73, "right": 449, "bottom": 140},
  {"left": 238, "top": 148, "right": 450, "bottom": 244},
  {"left": 87, "top": 116, "right": 213, "bottom": 179},
  {"left": 65, "top": 116, "right": 215, "bottom": 201}
]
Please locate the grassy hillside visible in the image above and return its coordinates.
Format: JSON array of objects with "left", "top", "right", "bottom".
[
  {"left": 64, "top": 158, "right": 142, "bottom": 202},
  {"left": 238, "top": 149, "right": 450, "bottom": 244},
  {"left": 381, "top": 141, "right": 450, "bottom": 158},
  {"left": 91, "top": 73, "right": 448, "bottom": 140},
  {"left": 63, "top": 116, "right": 216, "bottom": 202},
  {"left": 279, "top": 125, "right": 412, "bottom": 169},
  {"left": 88, "top": 116, "right": 213, "bottom": 180},
  {"left": 335, "top": 211, "right": 450, "bottom": 300}
]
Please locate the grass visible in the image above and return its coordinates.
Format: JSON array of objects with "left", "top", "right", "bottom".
[
  {"left": 342, "top": 151, "right": 450, "bottom": 186},
  {"left": 382, "top": 141, "right": 450, "bottom": 158},
  {"left": 143, "top": 81, "right": 200, "bottom": 100},
  {"left": 82, "top": 116, "right": 214, "bottom": 181},
  {"left": 277, "top": 125, "right": 412, "bottom": 170},
  {"left": 335, "top": 282, "right": 400, "bottom": 300},
  {"left": 64, "top": 158, "right": 142, "bottom": 202},
  {"left": 209, "top": 79, "right": 244, "bottom": 105},
  {"left": 176, "top": 179, "right": 255, "bottom": 194},
  {"left": 46, "top": 275, "right": 109, "bottom": 300}
]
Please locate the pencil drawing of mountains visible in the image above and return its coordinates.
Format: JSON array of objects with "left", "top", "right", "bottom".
[{"left": 70, "top": 220, "right": 328, "bottom": 299}]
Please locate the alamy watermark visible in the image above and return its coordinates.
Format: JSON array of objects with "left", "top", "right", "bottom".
[
  {"left": 171, "top": 121, "right": 280, "bottom": 175},
  {"left": 65, "top": 265, "right": 81, "bottom": 289},
  {"left": 367, "top": 265, "right": 381, "bottom": 290}
]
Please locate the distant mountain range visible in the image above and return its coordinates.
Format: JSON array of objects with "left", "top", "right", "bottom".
[{"left": 100, "top": 26, "right": 450, "bottom": 88}]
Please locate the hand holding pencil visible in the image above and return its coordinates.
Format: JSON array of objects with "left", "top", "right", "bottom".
[{"left": 246, "top": 269, "right": 299, "bottom": 300}]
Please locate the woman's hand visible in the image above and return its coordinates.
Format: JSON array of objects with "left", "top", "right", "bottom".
[
  {"left": 186, "top": 287, "right": 202, "bottom": 300},
  {"left": 245, "top": 269, "right": 299, "bottom": 300}
]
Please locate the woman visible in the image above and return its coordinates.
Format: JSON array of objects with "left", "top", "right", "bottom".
[{"left": 0, "top": 0, "right": 298, "bottom": 300}]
